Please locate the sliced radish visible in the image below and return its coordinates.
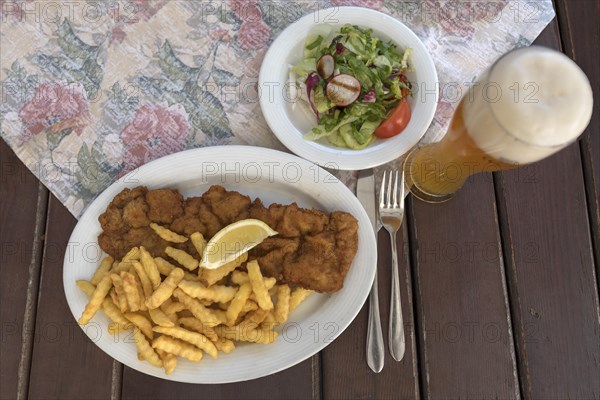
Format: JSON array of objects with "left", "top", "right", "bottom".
[
  {"left": 305, "top": 72, "right": 321, "bottom": 118},
  {"left": 326, "top": 74, "right": 361, "bottom": 106},
  {"left": 316, "top": 55, "right": 335, "bottom": 80}
]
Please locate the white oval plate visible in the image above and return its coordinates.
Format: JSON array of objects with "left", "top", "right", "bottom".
[
  {"left": 259, "top": 6, "right": 438, "bottom": 170},
  {"left": 63, "top": 146, "right": 376, "bottom": 384}
]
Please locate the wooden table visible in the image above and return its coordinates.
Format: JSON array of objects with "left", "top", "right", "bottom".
[{"left": 1, "top": 2, "right": 598, "bottom": 399}]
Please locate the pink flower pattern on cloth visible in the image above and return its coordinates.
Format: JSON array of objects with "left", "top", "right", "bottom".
[
  {"left": 19, "top": 83, "right": 89, "bottom": 141},
  {"left": 0, "top": 0, "right": 556, "bottom": 217},
  {"left": 120, "top": 105, "right": 190, "bottom": 173}
]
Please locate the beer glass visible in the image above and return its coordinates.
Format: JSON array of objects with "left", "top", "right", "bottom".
[{"left": 404, "top": 46, "right": 594, "bottom": 203}]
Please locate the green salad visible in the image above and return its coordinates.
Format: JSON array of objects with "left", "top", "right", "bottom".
[{"left": 289, "top": 24, "right": 413, "bottom": 149}]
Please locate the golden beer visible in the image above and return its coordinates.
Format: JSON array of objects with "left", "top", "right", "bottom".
[{"left": 405, "top": 46, "right": 594, "bottom": 203}]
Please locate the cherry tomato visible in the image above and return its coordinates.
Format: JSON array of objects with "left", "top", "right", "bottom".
[{"left": 374, "top": 99, "right": 411, "bottom": 138}]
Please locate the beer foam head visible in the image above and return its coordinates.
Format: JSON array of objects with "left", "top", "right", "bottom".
[{"left": 464, "top": 46, "right": 594, "bottom": 164}]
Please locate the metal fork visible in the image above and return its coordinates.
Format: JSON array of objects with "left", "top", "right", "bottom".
[{"left": 379, "top": 170, "right": 406, "bottom": 361}]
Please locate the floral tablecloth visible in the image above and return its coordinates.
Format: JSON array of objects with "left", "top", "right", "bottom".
[{"left": 0, "top": 0, "right": 555, "bottom": 218}]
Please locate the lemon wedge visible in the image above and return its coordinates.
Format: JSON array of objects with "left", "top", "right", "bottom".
[{"left": 199, "top": 219, "right": 278, "bottom": 269}]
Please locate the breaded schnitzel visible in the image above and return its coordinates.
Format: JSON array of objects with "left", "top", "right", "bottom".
[{"left": 98, "top": 185, "right": 358, "bottom": 292}]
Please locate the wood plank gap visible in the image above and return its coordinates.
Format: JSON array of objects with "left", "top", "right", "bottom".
[
  {"left": 493, "top": 174, "right": 528, "bottom": 400},
  {"left": 311, "top": 354, "right": 322, "bottom": 400},
  {"left": 16, "top": 183, "right": 48, "bottom": 400},
  {"left": 552, "top": 0, "right": 572, "bottom": 59},
  {"left": 579, "top": 137, "right": 600, "bottom": 302},
  {"left": 111, "top": 361, "right": 123, "bottom": 400},
  {"left": 405, "top": 197, "right": 427, "bottom": 400}
]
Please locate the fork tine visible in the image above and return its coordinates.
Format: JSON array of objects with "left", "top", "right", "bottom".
[
  {"left": 380, "top": 171, "right": 386, "bottom": 208},
  {"left": 386, "top": 170, "right": 392, "bottom": 207},
  {"left": 399, "top": 169, "right": 405, "bottom": 210},
  {"left": 393, "top": 170, "right": 399, "bottom": 208}
]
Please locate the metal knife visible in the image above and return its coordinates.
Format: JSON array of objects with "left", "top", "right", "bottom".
[{"left": 357, "top": 168, "right": 384, "bottom": 373}]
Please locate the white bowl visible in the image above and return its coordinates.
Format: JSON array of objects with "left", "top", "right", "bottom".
[{"left": 259, "top": 6, "right": 438, "bottom": 170}]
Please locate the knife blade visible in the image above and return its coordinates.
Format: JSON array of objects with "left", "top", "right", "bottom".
[
  {"left": 357, "top": 168, "right": 384, "bottom": 373},
  {"left": 357, "top": 169, "right": 377, "bottom": 232}
]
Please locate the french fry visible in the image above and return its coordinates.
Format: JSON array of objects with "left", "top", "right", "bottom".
[
  {"left": 121, "top": 271, "right": 142, "bottom": 312},
  {"left": 158, "top": 298, "right": 179, "bottom": 325},
  {"left": 90, "top": 256, "right": 114, "bottom": 285},
  {"left": 246, "top": 261, "right": 273, "bottom": 310},
  {"left": 167, "top": 313, "right": 178, "bottom": 324},
  {"left": 78, "top": 280, "right": 130, "bottom": 329},
  {"left": 176, "top": 310, "right": 194, "bottom": 319},
  {"left": 109, "top": 288, "right": 127, "bottom": 314},
  {"left": 289, "top": 288, "right": 313, "bottom": 312},
  {"left": 262, "top": 278, "right": 277, "bottom": 289},
  {"left": 103, "top": 297, "right": 130, "bottom": 328},
  {"left": 76, "top": 280, "right": 95, "bottom": 296},
  {"left": 140, "top": 246, "right": 162, "bottom": 288},
  {"left": 190, "top": 232, "right": 207, "bottom": 257},
  {"left": 131, "top": 270, "right": 147, "bottom": 311},
  {"left": 78, "top": 274, "right": 112, "bottom": 324},
  {"left": 263, "top": 311, "right": 277, "bottom": 326},
  {"left": 213, "top": 337, "right": 235, "bottom": 354},
  {"left": 149, "top": 222, "right": 188, "bottom": 243},
  {"left": 161, "top": 301, "right": 186, "bottom": 315},
  {"left": 274, "top": 284, "right": 291, "bottom": 323},
  {"left": 132, "top": 262, "right": 153, "bottom": 298},
  {"left": 215, "top": 324, "right": 278, "bottom": 344},
  {"left": 133, "top": 328, "right": 162, "bottom": 368},
  {"left": 153, "top": 326, "right": 218, "bottom": 359},
  {"left": 122, "top": 246, "right": 140, "bottom": 262},
  {"left": 110, "top": 273, "right": 128, "bottom": 311},
  {"left": 149, "top": 307, "right": 175, "bottom": 327},
  {"left": 155, "top": 258, "right": 200, "bottom": 282},
  {"left": 112, "top": 261, "right": 134, "bottom": 274},
  {"left": 231, "top": 271, "right": 276, "bottom": 289},
  {"left": 212, "top": 309, "right": 228, "bottom": 325},
  {"left": 108, "top": 322, "right": 131, "bottom": 334},
  {"left": 242, "top": 300, "right": 259, "bottom": 313},
  {"left": 111, "top": 289, "right": 126, "bottom": 313},
  {"left": 172, "top": 288, "right": 220, "bottom": 327},
  {"left": 178, "top": 317, "right": 219, "bottom": 342},
  {"left": 225, "top": 282, "right": 252, "bottom": 326},
  {"left": 152, "top": 336, "right": 203, "bottom": 363},
  {"left": 238, "top": 309, "right": 269, "bottom": 330},
  {"left": 154, "top": 257, "right": 175, "bottom": 276},
  {"left": 178, "top": 280, "right": 236, "bottom": 303},
  {"left": 125, "top": 312, "right": 153, "bottom": 339},
  {"left": 184, "top": 271, "right": 201, "bottom": 282},
  {"left": 199, "top": 298, "right": 213, "bottom": 307},
  {"left": 145, "top": 268, "right": 184, "bottom": 309},
  {"left": 165, "top": 247, "right": 198, "bottom": 271},
  {"left": 156, "top": 349, "right": 177, "bottom": 375},
  {"left": 201, "top": 252, "right": 248, "bottom": 286}
]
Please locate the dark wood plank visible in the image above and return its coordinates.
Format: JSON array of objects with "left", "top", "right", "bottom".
[
  {"left": 121, "top": 358, "right": 315, "bottom": 399},
  {"left": 0, "top": 140, "right": 48, "bottom": 400},
  {"left": 494, "top": 17, "right": 600, "bottom": 400},
  {"left": 409, "top": 173, "right": 519, "bottom": 399},
  {"left": 322, "top": 224, "right": 420, "bottom": 399},
  {"left": 556, "top": 0, "right": 600, "bottom": 297},
  {"left": 27, "top": 196, "right": 115, "bottom": 400}
]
